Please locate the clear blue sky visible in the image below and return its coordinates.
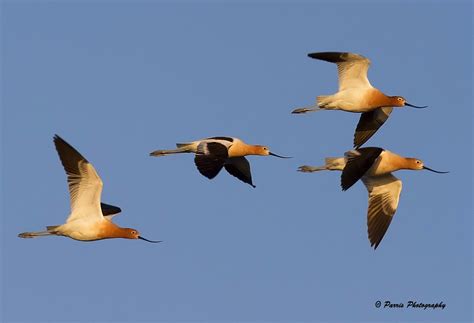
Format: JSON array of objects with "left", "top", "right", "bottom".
[{"left": 1, "top": 1, "right": 472, "bottom": 322}]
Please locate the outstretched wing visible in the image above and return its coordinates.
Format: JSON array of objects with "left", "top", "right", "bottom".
[
  {"left": 354, "top": 107, "right": 393, "bottom": 148},
  {"left": 341, "top": 147, "right": 383, "bottom": 191},
  {"left": 53, "top": 135, "right": 103, "bottom": 223},
  {"left": 224, "top": 157, "right": 255, "bottom": 187},
  {"left": 362, "top": 174, "right": 402, "bottom": 250},
  {"left": 308, "top": 52, "right": 372, "bottom": 91},
  {"left": 194, "top": 142, "right": 228, "bottom": 179}
]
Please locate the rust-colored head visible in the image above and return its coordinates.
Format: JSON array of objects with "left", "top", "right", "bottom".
[
  {"left": 252, "top": 145, "right": 271, "bottom": 156},
  {"left": 405, "top": 158, "right": 425, "bottom": 170},
  {"left": 389, "top": 96, "right": 427, "bottom": 109},
  {"left": 121, "top": 228, "right": 161, "bottom": 243},
  {"left": 389, "top": 96, "right": 408, "bottom": 107},
  {"left": 405, "top": 158, "right": 449, "bottom": 173},
  {"left": 120, "top": 228, "right": 141, "bottom": 239},
  {"left": 252, "top": 145, "right": 291, "bottom": 158}
]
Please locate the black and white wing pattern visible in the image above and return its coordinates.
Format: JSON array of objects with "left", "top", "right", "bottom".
[
  {"left": 308, "top": 52, "right": 372, "bottom": 91},
  {"left": 362, "top": 174, "right": 402, "bottom": 249},
  {"left": 53, "top": 135, "right": 103, "bottom": 223}
]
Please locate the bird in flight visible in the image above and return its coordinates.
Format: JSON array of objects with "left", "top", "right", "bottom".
[
  {"left": 18, "top": 135, "right": 160, "bottom": 243},
  {"left": 292, "top": 52, "right": 427, "bottom": 148},
  {"left": 298, "top": 147, "right": 447, "bottom": 249},
  {"left": 150, "top": 136, "right": 290, "bottom": 187}
]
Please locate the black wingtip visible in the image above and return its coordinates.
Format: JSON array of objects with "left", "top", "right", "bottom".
[
  {"left": 340, "top": 176, "right": 358, "bottom": 192},
  {"left": 307, "top": 52, "right": 344, "bottom": 62},
  {"left": 53, "top": 134, "right": 70, "bottom": 148},
  {"left": 307, "top": 52, "right": 325, "bottom": 60},
  {"left": 101, "top": 203, "right": 122, "bottom": 216},
  {"left": 307, "top": 52, "right": 326, "bottom": 58},
  {"left": 340, "top": 183, "right": 350, "bottom": 192}
]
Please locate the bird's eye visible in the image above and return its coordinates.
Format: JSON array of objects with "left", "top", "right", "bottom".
[
  {"left": 398, "top": 97, "right": 403, "bottom": 101},
  {"left": 416, "top": 160, "right": 421, "bottom": 164},
  {"left": 132, "top": 230, "right": 137, "bottom": 235}
]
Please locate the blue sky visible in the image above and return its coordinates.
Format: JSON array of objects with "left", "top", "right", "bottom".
[{"left": 1, "top": 1, "right": 472, "bottom": 322}]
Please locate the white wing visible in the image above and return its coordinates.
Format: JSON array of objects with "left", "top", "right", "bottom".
[
  {"left": 309, "top": 52, "right": 372, "bottom": 91},
  {"left": 362, "top": 173, "right": 402, "bottom": 249},
  {"left": 53, "top": 135, "right": 103, "bottom": 223}
]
